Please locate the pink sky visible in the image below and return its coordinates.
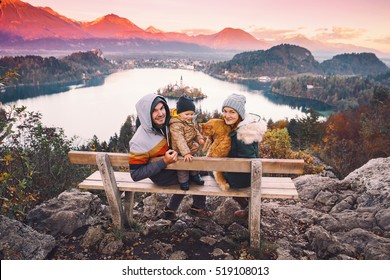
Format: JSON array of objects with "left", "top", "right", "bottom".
[{"left": 26, "top": 0, "right": 390, "bottom": 53}]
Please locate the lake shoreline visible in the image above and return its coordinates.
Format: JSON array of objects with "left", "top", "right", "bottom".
[
  {"left": 3, "top": 68, "right": 328, "bottom": 141},
  {"left": 2, "top": 67, "right": 334, "bottom": 111}
]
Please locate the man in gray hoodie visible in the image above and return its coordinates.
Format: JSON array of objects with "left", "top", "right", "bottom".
[{"left": 129, "top": 93, "right": 210, "bottom": 220}]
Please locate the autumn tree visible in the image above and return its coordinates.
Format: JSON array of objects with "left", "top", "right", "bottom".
[{"left": 319, "top": 86, "right": 390, "bottom": 178}]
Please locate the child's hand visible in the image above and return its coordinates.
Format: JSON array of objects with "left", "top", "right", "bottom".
[
  {"left": 198, "top": 138, "right": 205, "bottom": 145},
  {"left": 183, "top": 153, "right": 193, "bottom": 162}
]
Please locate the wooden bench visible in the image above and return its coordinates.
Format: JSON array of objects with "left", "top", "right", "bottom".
[{"left": 68, "top": 151, "right": 304, "bottom": 248}]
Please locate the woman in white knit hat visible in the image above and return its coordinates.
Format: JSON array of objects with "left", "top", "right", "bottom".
[{"left": 221, "top": 93, "right": 267, "bottom": 218}]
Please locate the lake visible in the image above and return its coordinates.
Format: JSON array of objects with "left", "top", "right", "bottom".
[{"left": 2, "top": 68, "right": 331, "bottom": 142}]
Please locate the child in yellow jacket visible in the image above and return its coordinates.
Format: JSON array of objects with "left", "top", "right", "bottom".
[{"left": 169, "top": 95, "right": 205, "bottom": 190}]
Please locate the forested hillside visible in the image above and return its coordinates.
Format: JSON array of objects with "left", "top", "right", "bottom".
[
  {"left": 207, "top": 44, "right": 320, "bottom": 77},
  {"left": 0, "top": 49, "right": 116, "bottom": 85},
  {"left": 206, "top": 44, "right": 389, "bottom": 78},
  {"left": 271, "top": 75, "right": 387, "bottom": 111},
  {"left": 320, "top": 53, "right": 388, "bottom": 75}
]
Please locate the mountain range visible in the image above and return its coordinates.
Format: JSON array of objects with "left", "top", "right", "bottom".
[{"left": 0, "top": 0, "right": 386, "bottom": 58}]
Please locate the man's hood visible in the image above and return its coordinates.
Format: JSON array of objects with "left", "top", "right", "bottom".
[{"left": 135, "top": 93, "right": 170, "bottom": 132}]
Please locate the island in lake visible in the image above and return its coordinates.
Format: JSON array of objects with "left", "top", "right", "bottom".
[{"left": 157, "top": 76, "right": 207, "bottom": 100}]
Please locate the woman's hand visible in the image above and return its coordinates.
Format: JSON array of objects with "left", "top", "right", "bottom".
[{"left": 163, "top": 149, "right": 178, "bottom": 165}]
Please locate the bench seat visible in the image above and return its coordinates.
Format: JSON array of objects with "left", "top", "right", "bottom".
[{"left": 80, "top": 171, "right": 298, "bottom": 199}]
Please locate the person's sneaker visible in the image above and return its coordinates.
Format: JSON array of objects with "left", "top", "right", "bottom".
[
  {"left": 179, "top": 182, "right": 190, "bottom": 191},
  {"left": 234, "top": 209, "right": 249, "bottom": 219},
  {"left": 159, "top": 206, "right": 177, "bottom": 221},
  {"left": 190, "top": 174, "right": 204, "bottom": 185},
  {"left": 187, "top": 206, "right": 212, "bottom": 218}
]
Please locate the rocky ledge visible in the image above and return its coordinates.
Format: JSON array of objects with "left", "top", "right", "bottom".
[{"left": 1, "top": 157, "right": 389, "bottom": 260}]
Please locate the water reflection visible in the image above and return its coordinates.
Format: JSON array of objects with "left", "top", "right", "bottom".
[
  {"left": 238, "top": 79, "right": 334, "bottom": 116},
  {"left": 0, "top": 77, "right": 105, "bottom": 104}
]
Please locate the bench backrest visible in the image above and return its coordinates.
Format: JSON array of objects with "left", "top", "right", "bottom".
[{"left": 68, "top": 151, "right": 304, "bottom": 175}]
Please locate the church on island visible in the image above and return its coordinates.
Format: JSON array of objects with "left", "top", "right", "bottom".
[{"left": 157, "top": 76, "right": 207, "bottom": 100}]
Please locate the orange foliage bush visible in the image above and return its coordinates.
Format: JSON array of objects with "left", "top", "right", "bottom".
[{"left": 259, "top": 128, "right": 323, "bottom": 175}]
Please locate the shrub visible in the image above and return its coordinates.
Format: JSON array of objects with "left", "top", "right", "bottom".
[
  {"left": 0, "top": 105, "right": 92, "bottom": 220},
  {"left": 259, "top": 128, "right": 323, "bottom": 175}
]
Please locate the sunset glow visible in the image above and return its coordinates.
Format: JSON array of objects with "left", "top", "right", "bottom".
[{"left": 16, "top": 0, "right": 390, "bottom": 54}]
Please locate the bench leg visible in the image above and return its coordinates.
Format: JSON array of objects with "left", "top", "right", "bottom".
[
  {"left": 249, "top": 160, "right": 262, "bottom": 248},
  {"left": 96, "top": 153, "right": 126, "bottom": 230},
  {"left": 124, "top": 192, "right": 134, "bottom": 226}
]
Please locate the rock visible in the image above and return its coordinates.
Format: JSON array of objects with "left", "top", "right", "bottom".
[
  {"left": 122, "top": 231, "right": 141, "bottom": 242},
  {"left": 152, "top": 240, "right": 173, "bottom": 259},
  {"left": 375, "top": 209, "right": 390, "bottom": 231},
  {"left": 342, "top": 157, "right": 390, "bottom": 208},
  {"left": 210, "top": 248, "right": 225, "bottom": 257},
  {"left": 142, "top": 194, "right": 170, "bottom": 220},
  {"left": 169, "top": 250, "right": 188, "bottom": 260},
  {"left": 26, "top": 189, "right": 105, "bottom": 235},
  {"left": 334, "top": 228, "right": 390, "bottom": 259},
  {"left": 98, "top": 233, "right": 123, "bottom": 255},
  {"left": 170, "top": 220, "right": 188, "bottom": 232},
  {"left": 276, "top": 238, "right": 297, "bottom": 260},
  {"left": 210, "top": 248, "right": 233, "bottom": 259},
  {"left": 306, "top": 226, "right": 356, "bottom": 259},
  {"left": 0, "top": 215, "right": 55, "bottom": 260},
  {"left": 200, "top": 236, "right": 218, "bottom": 246},
  {"left": 214, "top": 198, "right": 240, "bottom": 225},
  {"left": 193, "top": 218, "right": 224, "bottom": 234},
  {"left": 227, "top": 222, "right": 249, "bottom": 241},
  {"left": 294, "top": 175, "right": 341, "bottom": 201},
  {"left": 82, "top": 226, "right": 105, "bottom": 248},
  {"left": 330, "top": 196, "right": 355, "bottom": 213},
  {"left": 332, "top": 210, "right": 376, "bottom": 230},
  {"left": 143, "top": 219, "right": 172, "bottom": 235},
  {"left": 290, "top": 157, "right": 390, "bottom": 259}
]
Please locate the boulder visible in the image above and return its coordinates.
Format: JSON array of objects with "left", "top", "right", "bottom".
[
  {"left": 26, "top": 188, "right": 106, "bottom": 235},
  {"left": 0, "top": 215, "right": 55, "bottom": 260}
]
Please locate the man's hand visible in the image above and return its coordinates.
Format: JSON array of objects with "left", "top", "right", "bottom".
[{"left": 163, "top": 149, "right": 178, "bottom": 165}]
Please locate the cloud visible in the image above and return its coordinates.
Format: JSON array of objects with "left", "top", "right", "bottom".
[
  {"left": 247, "top": 27, "right": 303, "bottom": 41},
  {"left": 180, "top": 28, "right": 216, "bottom": 36},
  {"left": 371, "top": 36, "right": 390, "bottom": 44},
  {"left": 314, "top": 26, "right": 365, "bottom": 41}
]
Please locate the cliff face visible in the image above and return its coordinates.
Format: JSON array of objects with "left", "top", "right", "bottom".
[
  {"left": 1, "top": 157, "right": 389, "bottom": 259},
  {"left": 285, "top": 156, "right": 390, "bottom": 259}
]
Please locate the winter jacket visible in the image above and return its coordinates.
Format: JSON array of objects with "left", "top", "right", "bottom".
[
  {"left": 169, "top": 109, "right": 204, "bottom": 156},
  {"left": 129, "top": 93, "right": 177, "bottom": 186},
  {"left": 224, "top": 114, "right": 267, "bottom": 188}
]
